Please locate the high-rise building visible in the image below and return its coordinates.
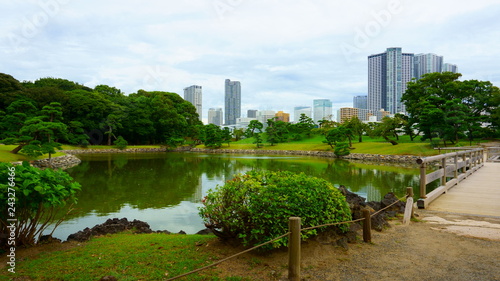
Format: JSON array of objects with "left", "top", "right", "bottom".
[
  {"left": 275, "top": 111, "right": 290, "bottom": 122},
  {"left": 247, "top": 109, "right": 258, "bottom": 118},
  {"left": 294, "top": 106, "right": 312, "bottom": 123},
  {"left": 183, "top": 85, "right": 202, "bottom": 121},
  {"left": 442, "top": 63, "right": 458, "bottom": 73},
  {"left": 224, "top": 79, "right": 241, "bottom": 125},
  {"left": 208, "top": 108, "right": 223, "bottom": 126},
  {"left": 257, "top": 110, "right": 276, "bottom": 127},
  {"left": 368, "top": 48, "right": 458, "bottom": 119},
  {"left": 338, "top": 107, "right": 359, "bottom": 123},
  {"left": 313, "top": 99, "right": 333, "bottom": 123},
  {"left": 414, "top": 53, "right": 443, "bottom": 80},
  {"left": 353, "top": 95, "right": 367, "bottom": 110}
]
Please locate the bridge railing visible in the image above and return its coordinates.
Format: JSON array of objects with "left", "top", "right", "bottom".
[{"left": 416, "top": 148, "right": 484, "bottom": 209}]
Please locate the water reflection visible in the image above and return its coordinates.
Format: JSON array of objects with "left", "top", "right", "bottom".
[{"left": 48, "top": 152, "right": 421, "bottom": 240}]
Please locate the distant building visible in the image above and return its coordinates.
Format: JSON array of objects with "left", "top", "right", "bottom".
[
  {"left": 313, "top": 99, "right": 333, "bottom": 123},
  {"left": 293, "top": 106, "right": 312, "bottom": 123},
  {"left": 183, "top": 85, "right": 202, "bottom": 121},
  {"left": 275, "top": 111, "right": 290, "bottom": 122},
  {"left": 414, "top": 53, "right": 443, "bottom": 80},
  {"left": 224, "top": 79, "right": 241, "bottom": 125},
  {"left": 236, "top": 117, "right": 257, "bottom": 129},
  {"left": 442, "top": 63, "right": 458, "bottom": 73},
  {"left": 208, "top": 108, "right": 223, "bottom": 126},
  {"left": 338, "top": 107, "right": 358, "bottom": 123},
  {"left": 353, "top": 95, "right": 367, "bottom": 110},
  {"left": 368, "top": 47, "right": 458, "bottom": 119},
  {"left": 247, "top": 109, "right": 258, "bottom": 118},
  {"left": 257, "top": 110, "right": 276, "bottom": 127}
]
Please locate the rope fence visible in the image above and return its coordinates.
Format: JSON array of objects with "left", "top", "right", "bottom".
[{"left": 166, "top": 191, "right": 411, "bottom": 281}]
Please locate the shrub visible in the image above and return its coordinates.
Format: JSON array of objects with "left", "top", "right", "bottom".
[
  {"left": 334, "top": 142, "right": 350, "bottom": 156},
  {"left": 0, "top": 162, "right": 81, "bottom": 247},
  {"left": 113, "top": 136, "right": 128, "bottom": 150},
  {"left": 199, "top": 171, "right": 352, "bottom": 249}
]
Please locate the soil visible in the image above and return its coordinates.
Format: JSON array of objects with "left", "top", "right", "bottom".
[
  {"left": 209, "top": 210, "right": 500, "bottom": 281},
  {"left": 3, "top": 211, "right": 500, "bottom": 281}
]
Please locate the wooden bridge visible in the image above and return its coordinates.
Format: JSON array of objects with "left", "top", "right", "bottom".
[{"left": 416, "top": 147, "right": 500, "bottom": 217}]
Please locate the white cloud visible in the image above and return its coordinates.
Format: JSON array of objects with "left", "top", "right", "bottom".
[{"left": 1, "top": 0, "right": 499, "bottom": 121}]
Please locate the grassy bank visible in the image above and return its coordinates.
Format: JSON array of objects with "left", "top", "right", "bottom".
[{"left": 1, "top": 233, "right": 246, "bottom": 281}]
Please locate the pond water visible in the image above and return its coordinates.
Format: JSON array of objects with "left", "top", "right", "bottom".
[{"left": 48, "top": 152, "right": 422, "bottom": 241}]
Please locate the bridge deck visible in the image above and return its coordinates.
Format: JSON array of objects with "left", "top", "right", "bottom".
[{"left": 427, "top": 162, "right": 500, "bottom": 217}]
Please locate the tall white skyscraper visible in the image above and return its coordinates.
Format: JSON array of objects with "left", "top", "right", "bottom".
[
  {"left": 208, "top": 108, "right": 223, "bottom": 126},
  {"left": 293, "top": 106, "right": 312, "bottom": 123},
  {"left": 224, "top": 79, "right": 241, "bottom": 125},
  {"left": 183, "top": 85, "right": 202, "bottom": 121},
  {"left": 313, "top": 99, "right": 333, "bottom": 123}
]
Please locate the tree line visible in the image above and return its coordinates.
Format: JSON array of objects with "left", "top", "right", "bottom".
[
  {"left": 1, "top": 71, "right": 499, "bottom": 157},
  {"left": 0, "top": 73, "right": 202, "bottom": 156}
]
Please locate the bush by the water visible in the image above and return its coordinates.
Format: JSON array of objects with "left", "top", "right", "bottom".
[
  {"left": 0, "top": 162, "right": 81, "bottom": 247},
  {"left": 199, "top": 170, "right": 352, "bottom": 249}
]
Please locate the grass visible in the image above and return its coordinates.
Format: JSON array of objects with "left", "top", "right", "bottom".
[
  {"left": 2, "top": 233, "right": 247, "bottom": 281},
  {"left": 0, "top": 145, "right": 66, "bottom": 163}
]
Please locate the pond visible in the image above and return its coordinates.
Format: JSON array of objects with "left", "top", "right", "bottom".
[{"left": 48, "top": 152, "right": 422, "bottom": 241}]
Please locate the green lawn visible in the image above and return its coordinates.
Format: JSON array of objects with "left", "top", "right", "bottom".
[
  {"left": 1, "top": 233, "right": 245, "bottom": 281},
  {"left": 0, "top": 145, "right": 66, "bottom": 163}
]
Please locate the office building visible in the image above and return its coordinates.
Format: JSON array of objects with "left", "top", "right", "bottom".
[
  {"left": 368, "top": 48, "right": 458, "bottom": 119},
  {"left": 338, "top": 107, "right": 358, "bottom": 123},
  {"left": 257, "top": 110, "right": 276, "bottom": 126},
  {"left": 224, "top": 79, "right": 241, "bottom": 125},
  {"left": 442, "top": 63, "right": 458, "bottom": 73},
  {"left": 247, "top": 109, "right": 258, "bottom": 118},
  {"left": 313, "top": 99, "right": 333, "bottom": 123},
  {"left": 183, "top": 85, "right": 202, "bottom": 121},
  {"left": 208, "top": 108, "right": 223, "bottom": 126},
  {"left": 353, "top": 95, "right": 368, "bottom": 110},
  {"left": 294, "top": 106, "right": 312, "bottom": 123},
  {"left": 414, "top": 53, "right": 443, "bottom": 80},
  {"left": 275, "top": 111, "right": 290, "bottom": 122}
]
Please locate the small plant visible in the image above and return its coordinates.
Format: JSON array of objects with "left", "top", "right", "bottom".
[
  {"left": 199, "top": 171, "right": 352, "bottom": 249},
  {"left": 113, "top": 136, "right": 128, "bottom": 150}
]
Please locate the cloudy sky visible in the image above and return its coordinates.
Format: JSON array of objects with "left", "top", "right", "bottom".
[{"left": 2, "top": 0, "right": 499, "bottom": 122}]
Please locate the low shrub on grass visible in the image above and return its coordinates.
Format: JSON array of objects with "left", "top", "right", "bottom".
[{"left": 199, "top": 170, "right": 352, "bottom": 249}]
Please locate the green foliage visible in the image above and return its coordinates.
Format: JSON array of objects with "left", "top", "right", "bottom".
[
  {"left": 253, "top": 132, "right": 263, "bottom": 148},
  {"left": 113, "top": 136, "right": 128, "bottom": 150},
  {"left": 334, "top": 142, "right": 350, "bottom": 156},
  {"left": 199, "top": 171, "right": 352, "bottom": 249},
  {"left": 202, "top": 124, "right": 223, "bottom": 148},
  {"left": 0, "top": 162, "right": 81, "bottom": 247}
]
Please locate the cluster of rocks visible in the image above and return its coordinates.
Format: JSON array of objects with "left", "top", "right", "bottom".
[
  {"left": 190, "top": 148, "right": 420, "bottom": 164},
  {"left": 66, "top": 218, "right": 212, "bottom": 242},
  {"left": 61, "top": 148, "right": 169, "bottom": 154},
  {"left": 11, "top": 155, "right": 82, "bottom": 169}
]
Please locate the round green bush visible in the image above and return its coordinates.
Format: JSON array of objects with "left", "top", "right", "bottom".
[{"left": 199, "top": 170, "right": 352, "bottom": 249}]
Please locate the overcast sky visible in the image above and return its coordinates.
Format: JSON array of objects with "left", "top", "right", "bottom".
[{"left": 2, "top": 0, "right": 499, "bottom": 122}]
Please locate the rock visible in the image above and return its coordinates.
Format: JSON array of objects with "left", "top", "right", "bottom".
[
  {"left": 99, "top": 276, "right": 117, "bottom": 281},
  {"left": 67, "top": 218, "right": 154, "bottom": 242},
  {"left": 178, "top": 230, "right": 186, "bottom": 235},
  {"left": 39, "top": 235, "right": 62, "bottom": 244},
  {"left": 196, "top": 228, "right": 213, "bottom": 235}
]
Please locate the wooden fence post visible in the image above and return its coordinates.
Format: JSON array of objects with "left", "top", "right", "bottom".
[
  {"left": 362, "top": 209, "right": 371, "bottom": 243},
  {"left": 288, "top": 217, "right": 301, "bottom": 281},
  {"left": 403, "top": 187, "right": 414, "bottom": 225}
]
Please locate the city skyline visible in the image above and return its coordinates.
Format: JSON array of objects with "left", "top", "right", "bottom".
[{"left": 2, "top": 1, "right": 499, "bottom": 123}]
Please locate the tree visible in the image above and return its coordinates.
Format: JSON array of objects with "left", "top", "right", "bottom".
[
  {"left": 344, "top": 116, "right": 367, "bottom": 143},
  {"left": 222, "top": 127, "right": 232, "bottom": 147},
  {"left": 402, "top": 72, "right": 500, "bottom": 141},
  {"left": 203, "top": 124, "right": 223, "bottom": 148},
  {"left": 323, "top": 127, "right": 346, "bottom": 149},
  {"left": 253, "top": 132, "right": 263, "bottom": 148},
  {"left": 2, "top": 102, "right": 68, "bottom": 161},
  {"left": 370, "top": 116, "right": 402, "bottom": 145},
  {"left": 247, "top": 120, "right": 263, "bottom": 136}
]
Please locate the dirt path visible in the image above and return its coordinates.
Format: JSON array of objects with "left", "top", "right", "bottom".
[{"left": 211, "top": 210, "right": 500, "bottom": 281}]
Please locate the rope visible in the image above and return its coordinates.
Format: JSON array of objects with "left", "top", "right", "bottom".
[
  {"left": 302, "top": 218, "right": 365, "bottom": 231},
  {"left": 370, "top": 195, "right": 406, "bottom": 217},
  {"left": 165, "top": 231, "right": 291, "bottom": 281}
]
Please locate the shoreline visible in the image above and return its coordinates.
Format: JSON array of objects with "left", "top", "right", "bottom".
[{"left": 11, "top": 146, "right": 422, "bottom": 169}]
